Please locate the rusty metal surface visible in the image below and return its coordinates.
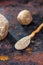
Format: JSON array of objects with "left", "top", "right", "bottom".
[{"left": 0, "top": 1, "right": 43, "bottom": 65}]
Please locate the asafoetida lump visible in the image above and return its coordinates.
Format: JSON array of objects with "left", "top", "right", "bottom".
[
  {"left": 17, "top": 10, "right": 33, "bottom": 25},
  {"left": 0, "top": 14, "right": 9, "bottom": 40}
]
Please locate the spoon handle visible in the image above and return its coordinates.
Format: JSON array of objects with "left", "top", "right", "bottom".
[{"left": 29, "top": 23, "right": 43, "bottom": 39}]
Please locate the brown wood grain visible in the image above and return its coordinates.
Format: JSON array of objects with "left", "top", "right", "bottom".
[{"left": 0, "top": 1, "right": 43, "bottom": 65}]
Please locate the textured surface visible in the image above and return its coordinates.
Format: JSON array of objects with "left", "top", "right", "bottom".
[{"left": 0, "top": 1, "right": 43, "bottom": 65}]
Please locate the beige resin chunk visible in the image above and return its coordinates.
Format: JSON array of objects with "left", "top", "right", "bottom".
[
  {"left": 0, "top": 14, "right": 9, "bottom": 40},
  {"left": 17, "top": 10, "right": 32, "bottom": 25}
]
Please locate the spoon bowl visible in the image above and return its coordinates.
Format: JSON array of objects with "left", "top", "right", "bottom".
[{"left": 15, "top": 36, "right": 30, "bottom": 50}]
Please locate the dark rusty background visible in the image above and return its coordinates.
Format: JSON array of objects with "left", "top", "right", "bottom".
[{"left": 0, "top": 1, "right": 43, "bottom": 65}]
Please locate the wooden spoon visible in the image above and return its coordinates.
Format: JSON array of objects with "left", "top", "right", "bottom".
[{"left": 14, "top": 23, "right": 43, "bottom": 50}]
